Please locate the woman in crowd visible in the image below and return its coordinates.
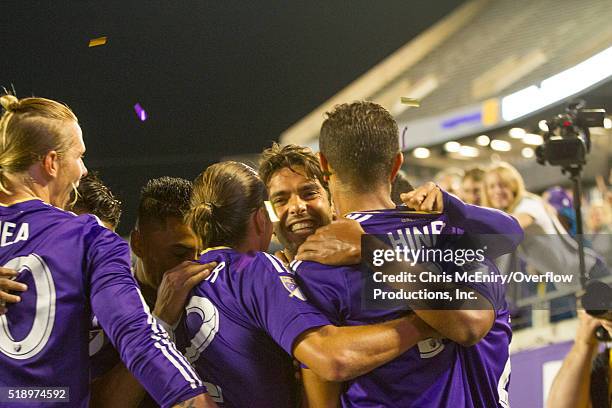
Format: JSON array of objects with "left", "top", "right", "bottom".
[
  {"left": 483, "top": 162, "right": 607, "bottom": 321},
  {"left": 484, "top": 161, "right": 605, "bottom": 273},
  {"left": 587, "top": 200, "right": 612, "bottom": 267}
]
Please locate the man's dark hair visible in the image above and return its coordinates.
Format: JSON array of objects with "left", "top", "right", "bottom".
[
  {"left": 71, "top": 172, "right": 122, "bottom": 229},
  {"left": 463, "top": 167, "right": 486, "bottom": 183},
  {"left": 320, "top": 101, "right": 399, "bottom": 190},
  {"left": 258, "top": 143, "right": 330, "bottom": 199},
  {"left": 137, "top": 177, "right": 192, "bottom": 227}
]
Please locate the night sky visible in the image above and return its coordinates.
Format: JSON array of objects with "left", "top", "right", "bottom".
[{"left": 1, "top": 1, "right": 464, "bottom": 234}]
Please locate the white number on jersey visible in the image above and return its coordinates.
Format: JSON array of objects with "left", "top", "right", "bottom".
[
  {"left": 0, "top": 254, "right": 56, "bottom": 360},
  {"left": 184, "top": 296, "right": 220, "bottom": 362}
]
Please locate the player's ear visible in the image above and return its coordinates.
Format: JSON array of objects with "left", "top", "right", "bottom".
[
  {"left": 41, "top": 150, "right": 60, "bottom": 179},
  {"left": 318, "top": 153, "right": 333, "bottom": 181},
  {"left": 390, "top": 152, "right": 404, "bottom": 182},
  {"left": 253, "top": 207, "right": 266, "bottom": 235},
  {"left": 130, "top": 227, "right": 144, "bottom": 258}
]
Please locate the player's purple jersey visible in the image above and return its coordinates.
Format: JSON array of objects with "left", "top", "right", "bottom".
[
  {"left": 0, "top": 199, "right": 205, "bottom": 408},
  {"left": 179, "top": 247, "right": 330, "bottom": 408},
  {"left": 293, "top": 194, "right": 518, "bottom": 408}
]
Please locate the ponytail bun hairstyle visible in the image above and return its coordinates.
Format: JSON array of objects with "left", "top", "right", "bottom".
[{"left": 186, "top": 161, "right": 268, "bottom": 250}]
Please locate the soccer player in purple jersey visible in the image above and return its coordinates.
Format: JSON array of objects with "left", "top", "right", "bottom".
[
  {"left": 300, "top": 101, "right": 516, "bottom": 407},
  {"left": 89, "top": 177, "right": 216, "bottom": 408},
  {"left": 258, "top": 141, "right": 521, "bottom": 407},
  {"left": 0, "top": 94, "right": 215, "bottom": 408},
  {"left": 179, "top": 161, "right": 439, "bottom": 407}
]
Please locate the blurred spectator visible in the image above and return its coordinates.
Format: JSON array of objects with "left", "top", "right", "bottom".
[
  {"left": 588, "top": 200, "right": 612, "bottom": 234},
  {"left": 543, "top": 186, "right": 577, "bottom": 236},
  {"left": 484, "top": 162, "right": 558, "bottom": 233},
  {"left": 483, "top": 163, "right": 604, "bottom": 275},
  {"left": 434, "top": 167, "right": 464, "bottom": 198},
  {"left": 484, "top": 162, "right": 607, "bottom": 322},
  {"left": 587, "top": 200, "right": 612, "bottom": 268},
  {"left": 461, "top": 167, "right": 486, "bottom": 206},
  {"left": 547, "top": 311, "right": 612, "bottom": 408}
]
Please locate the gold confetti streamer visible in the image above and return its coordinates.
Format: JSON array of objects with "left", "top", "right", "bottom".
[
  {"left": 400, "top": 97, "right": 420, "bottom": 107},
  {"left": 264, "top": 201, "right": 280, "bottom": 223},
  {"left": 88, "top": 36, "right": 108, "bottom": 47}
]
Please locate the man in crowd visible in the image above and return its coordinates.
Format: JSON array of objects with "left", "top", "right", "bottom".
[{"left": 461, "top": 167, "right": 486, "bottom": 206}]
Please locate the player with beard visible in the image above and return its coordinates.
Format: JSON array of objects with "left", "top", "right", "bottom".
[
  {"left": 179, "top": 161, "right": 439, "bottom": 408},
  {"left": 270, "top": 102, "right": 519, "bottom": 407},
  {"left": 258, "top": 143, "right": 334, "bottom": 263},
  {"left": 0, "top": 94, "right": 214, "bottom": 407}
]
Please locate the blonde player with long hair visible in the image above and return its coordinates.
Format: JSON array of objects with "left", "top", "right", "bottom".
[{"left": 0, "top": 94, "right": 215, "bottom": 408}]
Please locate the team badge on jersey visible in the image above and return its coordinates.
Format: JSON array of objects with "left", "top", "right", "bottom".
[
  {"left": 279, "top": 276, "right": 307, "bottom": 301},
  {"left": 417, "top": 338, "right": 445, "bottom": 359}
]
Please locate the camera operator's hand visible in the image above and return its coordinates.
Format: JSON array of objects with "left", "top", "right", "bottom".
[
  {"left": 599, "top": 319, "right": 612, "bottom": 338},
  {"left": 547, "top": 310, "right": 603, "bottom": 408},
  {"left": 575, "top": 310, "right": 602, "bottom": 347}
]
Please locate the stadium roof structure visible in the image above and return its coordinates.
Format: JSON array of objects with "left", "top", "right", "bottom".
[{"left": 281, "top": 0, "right": 612, "bottom": 154}]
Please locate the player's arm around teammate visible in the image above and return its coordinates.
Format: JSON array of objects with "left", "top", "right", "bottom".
[
  {"left": 401, "top": 182, "right": 524, "bottom": 257},
  {"left": 90, "top": 260, "right": 216, "bottom": 408},
  {"left": 298, "top": 220, "right": 493, "bottom": 347},
  {"left": 292, "top": 312, "right": 437, "bottom": 381},
  {"left": 296, "top": 183, "right": 512, "bottom": 347},
  {"left": 300, "top": 369, "right": 342, "bottom": 408}
]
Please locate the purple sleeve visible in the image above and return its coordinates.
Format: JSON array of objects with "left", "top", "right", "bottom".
[
  {"left": 442, "top": 190, "right": 524, "bottom": 258},
  {"left": 452, "top": 260, "right": 507, "bottom": 310},
  {"left": 292, "top": 260, "right": 351, "bottom": 325},
  {"left": 86, "top": 224, "right": 206, "bottom": 408},
  {"left": 243, "top": 253, "right": 330, "bottom": 356}
]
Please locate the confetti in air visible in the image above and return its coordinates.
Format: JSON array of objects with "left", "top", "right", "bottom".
[
  {"left": 134, "top": 103, "right": 147, "bottom": 122},
  {"left": 400, "top": 97, "right": 420, "bottom": 107},
  {"left": 88, "top": 36, "right": 107, "bottom": 47}
]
